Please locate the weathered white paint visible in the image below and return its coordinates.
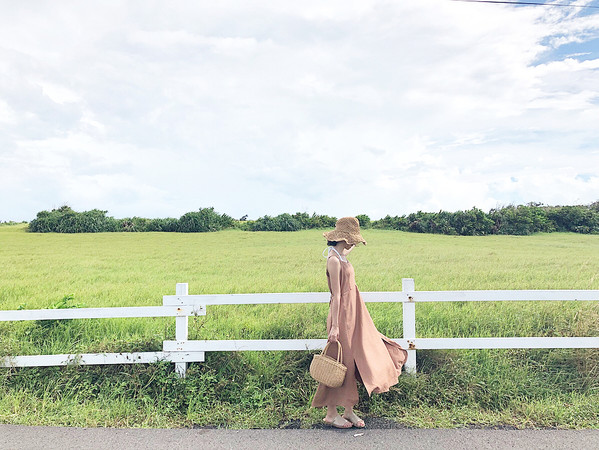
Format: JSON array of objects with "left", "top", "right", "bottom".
[
  {"left": 0, "top": 352, "right": 205, "bottom": 367},
  {"left": 2, "top": 280, "right": 599, "bottom": 377},
  {"left": 162, "top": 289, "right": 598, "bottom": 306},
  {"left": 407, "top": 290, "right": 599, "bottom": 302},
  {"left": 412, "top": 337, "right": 599, "bottom": 349},
  {"left": 402, "top": 278, "right": 417, "bottom": 374},
  {"left": 175, "top": 283, "right": 189, "bottom": 377},
  {"left": 164, "top": 339, "right": 332, "bottom": 352},
  {"left": 0, "top": 305, "right": 205, "bottom": 321},
  {"left": 163, "top": 291, "right": 409, "bottom": 306},
  {"left": 162, "top": 292, "right": 332, "bottom": 306},
  {"left": 163, "top": 336, "right": 599, "bottom": 352}
]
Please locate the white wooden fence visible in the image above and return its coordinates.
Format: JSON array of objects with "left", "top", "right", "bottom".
[{"left": 2, "top": 279, "right": 599, "bottom": 377}]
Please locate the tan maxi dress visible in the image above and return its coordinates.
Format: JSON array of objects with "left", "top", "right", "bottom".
[{"left": 311, "top": 251, "right": 408, "bottom": 408}]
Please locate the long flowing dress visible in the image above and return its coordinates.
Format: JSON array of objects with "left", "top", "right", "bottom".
[{"left": 311, "top": 251, "right": 408, "bottom": 408}]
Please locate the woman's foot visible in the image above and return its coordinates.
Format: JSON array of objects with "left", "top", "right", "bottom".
[
  {"left": 342, "top": 411, "right": 365, "bottom": 428},
  {"left": 323, "top": 415, "right": 352, "bottom": 429}
]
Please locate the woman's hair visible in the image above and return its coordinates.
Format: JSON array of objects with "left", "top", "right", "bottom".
[{"left": 327, "top": 241, "right": 338, "bottom": 246}]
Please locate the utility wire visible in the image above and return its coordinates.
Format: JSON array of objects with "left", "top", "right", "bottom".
[{"left": 452, "top": 0, "right": 599, "bottom": 8}]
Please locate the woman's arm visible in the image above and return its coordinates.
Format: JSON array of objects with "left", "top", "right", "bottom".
[{"left": 327, "top": 256, "right": 342, "bottom": 342}]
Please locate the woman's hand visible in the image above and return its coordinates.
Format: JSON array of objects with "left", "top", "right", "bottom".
[{"left": 328, "top": 325, "right": 339, "bottom": 343}]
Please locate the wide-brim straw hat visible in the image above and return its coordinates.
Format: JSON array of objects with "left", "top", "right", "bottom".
[{"left": 323, "top": 217, "right": 367, "bottom": 245}]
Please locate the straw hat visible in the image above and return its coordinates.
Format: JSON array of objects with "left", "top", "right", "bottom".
[{"left": 323, "top": 217, "right": 367, "bottom": 246}]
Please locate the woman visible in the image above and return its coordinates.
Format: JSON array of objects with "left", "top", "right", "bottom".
[{"left": 311, "top": 217, "right": 408, "bottom": 429}]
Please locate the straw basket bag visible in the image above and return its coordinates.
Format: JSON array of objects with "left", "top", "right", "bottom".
[{"left": 310, "top": 341, "right": 347, "bottom": 388}]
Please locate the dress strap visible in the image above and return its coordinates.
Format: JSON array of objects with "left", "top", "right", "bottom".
[{"left": 326, "top": 246, "right": 348, "bottom": 262}]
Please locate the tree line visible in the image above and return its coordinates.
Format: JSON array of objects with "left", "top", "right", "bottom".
[{"left": 28, "top": 202, "right": 599, "bottom": 235}]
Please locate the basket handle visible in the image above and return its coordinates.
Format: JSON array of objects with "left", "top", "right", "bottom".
[{"left": 322, "top": 340, "right": 343, "bottom": 364}]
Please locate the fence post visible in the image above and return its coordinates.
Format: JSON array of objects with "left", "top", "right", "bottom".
[
  {"left": 402, "top": 278, "right": 416, "bottom": 374},
  {"left": 175, "top": 283, "right": 189, "bottom": 377}
]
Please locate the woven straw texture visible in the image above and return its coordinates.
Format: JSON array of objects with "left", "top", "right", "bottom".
[
  {"left": 310, "top": 341, "right": 347, "bottom": 388},
  {"left": 322, "top": 217, "right": 367, "bottom": 246}
]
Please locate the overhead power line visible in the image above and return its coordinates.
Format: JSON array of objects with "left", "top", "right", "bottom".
[{"left": 452, "top": 0, "right": 599, "bottom": 8}]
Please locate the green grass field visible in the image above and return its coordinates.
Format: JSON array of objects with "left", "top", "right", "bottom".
[{"left": 1, "top": 224, "right": 598, "bottom": 428}]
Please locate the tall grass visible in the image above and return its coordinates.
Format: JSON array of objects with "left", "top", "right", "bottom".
[{"left": 1, "top": 224, "right": 598, "bottom": 428}]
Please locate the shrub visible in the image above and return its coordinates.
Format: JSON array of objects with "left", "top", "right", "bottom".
[
  {"left": 233, "top": 220, "right": 254, "bottom": 231},
  {"left": 118, "top": 217, "right": 152, "bottom": 232},
  {"left": 546, "top": 205, "right": 599, "bottom": 234},
  {"left": 372, "top": 215, "right": 409, "bottom": 230},
  {"left": 451, "top": 207, "right": 494, "bottom": 236},
  {"left": 250, "top": 214, "right": 302, "bottom": 231},
  {"left": 289, "top": 212, "right": 337, "bottom": 229},
  {"left": 307, "top": 213, "right": 337, "bottom": 229},
  {"left": 178, "top": 208, "right": 234, "bottom": 232},
  {"left": 355, "top": 214, "right": 371, "bottom": 229},
  {"left": 29, "top": 206, "right": 116, "bottom": 233},
  {"left": 29, "top": 210, "right": 58, "bottom": 232},
  {"left": 146, "top": 218, "right": 179, "bottom": 232},
  {"left": 490, "top": 204, "right": 553, "bottom": 235},
  {"left": 276, "top": 213, "right": 302, "bottom": 231},
  {"left": 290, "top": 212, "right": 311, "bottom": 229},
  {"left": 27, "top": 201, "right": 599, "bottom": 235},
  {"left": 249, "top": 215, "right": 277, "bottom": 231}
]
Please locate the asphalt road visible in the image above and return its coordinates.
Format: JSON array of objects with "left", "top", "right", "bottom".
[{"left": 1, "top": 425, "right": 599, "bottom": 450}]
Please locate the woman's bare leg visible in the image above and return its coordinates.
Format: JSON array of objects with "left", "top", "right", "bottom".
[{"left": 325, "top": 404, "right": 337, "bottom": 421}]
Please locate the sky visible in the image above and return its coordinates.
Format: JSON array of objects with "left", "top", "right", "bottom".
[{"left": 1, "top": 0, "right": 598, "bottom": 222}]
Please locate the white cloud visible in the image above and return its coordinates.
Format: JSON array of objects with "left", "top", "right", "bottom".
[
  {"left": 0, "top": 0, "right": 598, "bottom": 222},
  {"left": 0, "top": 99, "right": 17, "bottom": 125}
]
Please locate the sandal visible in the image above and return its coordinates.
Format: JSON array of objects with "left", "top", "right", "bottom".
[
  {"left": 323, "top": 415, "right": 353, "bottom": 429},
  {"left": 342, "top": 412, "right": 365, "bottom": 428}
]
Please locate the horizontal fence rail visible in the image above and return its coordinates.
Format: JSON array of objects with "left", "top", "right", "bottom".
[
  {"left": 0, "top": 305, "right": 205, "bottom": 321},
  {"left": 162, "top": 337, "right": 599, "bottom": 352},
  {"left": 1, "top": 280, "right": 598, "bottom": 376},
  {"left": 162, "top": 290, "right": 599, "bottom": 306},
  {"left": 3, "top": 352, "right": 205, "bottom": 368}
]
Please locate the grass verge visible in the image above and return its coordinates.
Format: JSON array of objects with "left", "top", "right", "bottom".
[{"left": 1, "top": 224, "right": 598, "bottom": 428}]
